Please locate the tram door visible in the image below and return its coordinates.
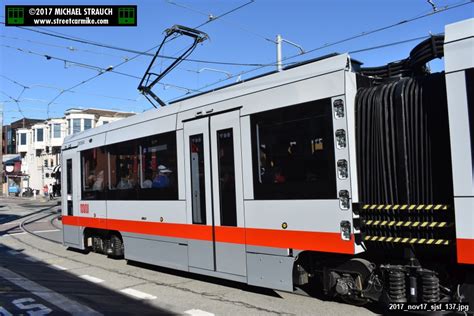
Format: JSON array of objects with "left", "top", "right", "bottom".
[
  {"left": 61, "top": 150, "right": 81, "bottom": 248},
  {"left": 184, "top": 110, "right": 247, "bottom": 277}
]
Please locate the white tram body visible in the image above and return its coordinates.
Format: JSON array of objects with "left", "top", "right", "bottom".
[{"left": 61, "top": 19, "right": 474, "bottom": 306}]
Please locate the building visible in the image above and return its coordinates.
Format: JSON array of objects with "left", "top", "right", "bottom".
[
  {"left": 1, "top": 118, "right": 43, "bottom": 194},
  {"left": 15, "top": 108, "right": 135, "bottom": 193},
  {"left": 2, "top": 118, "right": 43, "bottom": 155}
]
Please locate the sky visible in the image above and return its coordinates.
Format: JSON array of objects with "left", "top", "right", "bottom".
[{"left": 1, "top": 0, "right": 473, "bottom": 124}]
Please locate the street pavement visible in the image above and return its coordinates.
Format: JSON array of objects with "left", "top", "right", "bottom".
[{"left": 0, "top": 197, "right": 379, "bottom": 315}]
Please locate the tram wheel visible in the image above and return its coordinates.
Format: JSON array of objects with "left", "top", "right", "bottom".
[{"left": 109, "top": 234, "right": 124, "bottom": 258}]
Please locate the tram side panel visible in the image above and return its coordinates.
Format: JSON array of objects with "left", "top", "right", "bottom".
[
  {"left": 238, "top": 69, "right": 357, "bottom": 290},
  {"left": 100, "top": 114, "right": 190, "bottom": 270},
  {"left": 444, "top": 18, "right": 474, "bottom": 265}
]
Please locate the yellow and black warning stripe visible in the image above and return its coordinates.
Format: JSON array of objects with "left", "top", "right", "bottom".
[
  {"left": 364, "top": 220, "right": 449, "bottom": 228},
  {"left": 361, "top": 204, "right": 449, "bottom": 211},
  {"left": 364, "top": 235, "right": 450, "bottom": 245}
]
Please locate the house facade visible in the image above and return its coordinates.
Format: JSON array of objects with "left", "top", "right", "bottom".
[{"left": 14, "top": 108, "right": 135, "bottom": 193}]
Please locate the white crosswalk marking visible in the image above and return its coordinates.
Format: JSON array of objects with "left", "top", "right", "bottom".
[
  {"left": 80, "top": 275, "right": 104, "bottom": 283},
  {"left": 119, "top": 288, "right": 157, "bottom": 300},
  {"left": 51, "top": 264, "right": 68, "bottom": 271},
  {"left": 184, "top": 309, "right": 215, "bottom": 316},
  {"left": 24, "top": 257, "right": 39, "bottom": 262}
]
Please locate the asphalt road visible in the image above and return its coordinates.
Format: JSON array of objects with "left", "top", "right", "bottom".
[{"left": 0, "top": 197, "right": 379, "bottom": 315}]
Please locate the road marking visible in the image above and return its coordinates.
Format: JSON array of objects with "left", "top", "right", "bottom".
[
  {"left": 0, "top": 266, "right": 102, "bottom": 315},
  {"left": 120, "top": 288, "right": 157, "bottom": 300},
  {"left": 80, "top": 275, "right": 104, "bottom": 284},
  {"left": 24, "top": 257, "right": 39, "bottom": 262},
  {"left": 184, "top": 309, "right": 215, "bottom": 316},
  {"left": 7, "top": 250, "right": 20, "bottom": 255},
  {"left": 33, "top": 229, "right": 60, "bottom": 233},
  {"left": 1, "top": 232, "right": 27, "bottom": 237},
  {"left": 51, "top": 264, "right": 68, "bottom": 271}
]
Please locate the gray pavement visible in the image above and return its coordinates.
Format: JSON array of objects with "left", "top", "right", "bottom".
[{"left": 0, "top": 197, "right": 379, "bottom": 315}]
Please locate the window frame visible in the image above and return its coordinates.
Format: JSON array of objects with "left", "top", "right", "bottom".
[
  {"left": 36, "top": 128, "right": 44, "bottom": 142},
  {"left": 20, "top": 133, "right": 27, "bottom": 145},
  {"left": 250, "top": 98, "right": 337, "bottom": 200},
  {"left": 84, "top": 119, "right": 92, "bottom": 131},
  {"left": 79, "top": 130, "right": 179, "bottom": 201},
  {"left": 72, "top": 119, "right": 81, "bottom": 134},
  {"left": 53, "top": 123, "right": 61, "bottom": 138}
]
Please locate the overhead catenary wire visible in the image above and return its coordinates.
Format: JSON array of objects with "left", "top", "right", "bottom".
[
  {"left": 0, "top": 44, "right": 198, "bottom": 116},
  {"left": 165, "top": 0, "right": 276, "bottom": 43},
  {"left": 1, "top": 0, "right": 257, "bottom": 118},
  {"left": 1, "top": 90, "right": 26, "bottom": 118},
  {"left": 0, "top": 22, "right": 266, "bottom": 67},
  {"left": 168, "top": 0, "right": 473, "bottom": 101},
  {"left": 0, "top": 34, "right": 130, "bottom": 60},
  {"left": 1, "top": 74, "right": 142, "bottom": 102},
  {"left": 167, "top": 34, "right": 444, "bottom": 103},
  {"left": 7, "top": 45, "right": 199, "bottom": 91}
]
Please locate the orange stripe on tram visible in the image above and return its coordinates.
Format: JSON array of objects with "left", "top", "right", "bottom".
[
  {"left": 457, "top": 239, "right": 474, "bottom": 264},
  {"left": 62, "top": 216, "right": 354, "bottom": 254}
]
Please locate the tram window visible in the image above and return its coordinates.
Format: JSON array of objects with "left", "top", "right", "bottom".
[
  {"left": 190, "top": 134, "right": 206, "bottom": 224},
  {"left": 66, "top": 159, "right": 73, "bottom": 215},
  {"left": 250, "top": 98, "right": 337, "bottom": 200},
  {"left": 66, "top": 159, "right": 73, "bottom": 195},
  {"left": 217, "top": 129, "right": 237, "bottom": 226},
  {"left": 108, "top": 139, "right": 140, "bottom": 200},
  {"left": 81, "top": 147, "right": 108, "bottom": 200},
  {"left": 139, "top": 131, "right": 178, "bottom": 200}
]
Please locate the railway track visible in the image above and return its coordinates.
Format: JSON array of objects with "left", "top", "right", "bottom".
[{"left": 18, "top": 205, "right": 62, "bottom": 245}]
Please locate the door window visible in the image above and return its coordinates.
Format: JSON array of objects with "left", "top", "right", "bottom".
[
  {"left": 216, "top": 129, "right": 237, "bottom": 227},
  {"left": 190, "top": 134, "right": 206, "bottom": 224},
  {"left": 66, "top": 159, "right": 73, "bottom": 215}
]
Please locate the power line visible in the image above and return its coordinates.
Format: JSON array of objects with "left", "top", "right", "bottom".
[
  {"left": 0, "top": 44, "right": 199, "bottom": 116},
  {"left": 0, "top": 74, "right": 141, "bottom": 102},
  {"left": 276, "top": 0, "right": 473, "bottom": 66},
  {"left": 0, "top": 90, "right": 26, "bottom": 118},
  {"left": 44, "top": 42, "right": 161, "bottom": 118},
  {"left": 166, "top": 33, "right": 443, "bottom": 103},
  {"left": 1, "top": 34, "right": 130, "bottom": 60},
  {"left": 168, "top": 0, "right": 473, "bottom": 101},
  {"left": 166, "top": 0, "right": 275, "bottom": 43},
  {"left": 192, "top": 0, "right": 255, "bottom": 29},
  {"left": 1, "top": 22, "right": 266, "bottom": 67},
  {"left": 0, "top": 44, "right": 200, "bottom": 92}
]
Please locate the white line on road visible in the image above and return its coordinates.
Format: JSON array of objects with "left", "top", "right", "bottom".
[
  {"left": 33, "top": 229, "right": 60, "bottom": 233},
  {"left": 24, "top": 257, "right": 39, "bottom": 262},
  {"left": 0, "top": 266, "right": 102, "bottom": 315},
  {"left": 51, "top": 264, "right": 68, "bottom": 271},
  {"left": 1, "top": 232, "right": 27, "bottom": 237},
  {"left": 119, "top": 288, "right": 157, "bottom": 300},
  {"left": 184, "top": 309, "right": 215, "bottom": 316},
  {"left": 80, "top": 275, "right": 104, "bottom": 283}
]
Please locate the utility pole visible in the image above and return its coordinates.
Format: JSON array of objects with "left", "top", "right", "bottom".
[
  {"left": 275, "top": 34, "right": 305, "bottom": 72},
  {"left": 276, "top": 34, "right": 283, "bottom": 72}
]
